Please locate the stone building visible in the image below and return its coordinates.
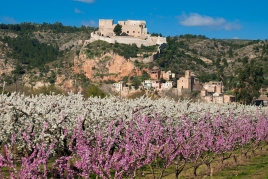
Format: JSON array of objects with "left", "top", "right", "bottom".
[
  {"left": 98, "top": 19, "right": 148, "bottom": 38},
  {"left": 111, "top": 81, "right": 125, "bottom": 92},
  {"left": 111, "top": 81, "right": 143, "bottom": 97},
  {"left": 90, "top": 19, "right": 167, "bottom": 47},
  {"left": 203, "top": 81, "right": 223, "bottom": 94},
  {"left": 161, "top": 81, "right": 173, "bottom": 90},
  {"left": 177, "top": 70, "right": 202, "bottom": 95},
  {"left": 224, "top": 95, "right": 236, "bottom": 104},
  {"left": 143, "top": 80, "right": 153, "bottom": 89},
  {"left": 150, "top": 66, "right": 161, "bottom": 80},
  {"left": 161, "top": 70, "right": 175, "bottom": 81},
  {"left": 201, "top": 81, "right": 235, "bottom": 104},
  {"left": 213, "top": 92, "right": 224, "bottom": 104},
  {"left": 118, "top": 20, "right": 148, "bottom": 38},
  {"left": 98, "top": 19, "right": 115, "bottom": 37}
]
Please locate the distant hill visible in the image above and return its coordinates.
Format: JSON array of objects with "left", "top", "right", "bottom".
[{"left": 0, "top": 22, "right": 268, "bottom": 95}]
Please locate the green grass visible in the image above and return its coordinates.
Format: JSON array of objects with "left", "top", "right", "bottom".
[
  {"left": 213, "top": 153, "right": 268, "bottom": 179},
  {"left": 154, "top": 149, "right": 268, "bottom": 179}
]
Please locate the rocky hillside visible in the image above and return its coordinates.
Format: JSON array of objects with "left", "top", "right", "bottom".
[
  {"left": 73, "top": 40, "right": 159, "bottom": 83},
  {"left": 153, "top": 35, "right": 268, "bottom": 78},
  {"left": 1, "top": 23, "right": 268, "bottom": 95},
  {"left": 0, "top": 23, "right": 95, "bottom": 94}
]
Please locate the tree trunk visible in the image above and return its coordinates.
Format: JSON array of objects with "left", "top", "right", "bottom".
[
  {"left": 205, "top": 162, "right": 213, "bottom": 177},
  {"left": 233, "top": 155, "right": 238, "bottom": 163},
  {"left": 193, "top": 166, "right": 198, "bottom": 176}
]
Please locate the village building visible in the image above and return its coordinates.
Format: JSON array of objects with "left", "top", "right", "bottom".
[
  {"left": 201, "top": 81, "right": 235, "bottom": 104},
  {"left": 177, "top": 70, "right": 202, "bottom": 95},
  {"left": 142, "top": 79, "right": 173, "bottom": 91},
  {"left": 111, "top": 81, "right": 143, "bottom": 97},
  {"left": 111, "top": 70, "right": 236, "bottom": 103},
  {"left": 161, "top": 70, "right": 175, "bottom": 81},
  {"left": 201, "top": 81, "right": 223, "bottom": 103},
  {"left": 143, "top": 80, "right": 153, "bottom": 89},
  {"left": 111, "top": 81, "right": 125, "bottom": 92},
  {"left": 161, "top": 81, "right": 173, "bottom": 90},
  {"left": 203, "top": 81, "right": 223, "bottom": 94},
  {"left": 212, "top": 92, "right": 224, "bottom": 104},
  {"left": 150, "top": 66, "right": 161, "bottom": 80},
  {"left": 151, "top": 81, "right": 161, "bottom": 90},
  {"left": 252, "top": 94, "right": 268, "bottom": 106},
  {"left": 224, "top": 95, "right": 236, "bottom": 104}
]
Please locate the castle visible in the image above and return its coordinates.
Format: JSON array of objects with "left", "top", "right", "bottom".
[
  {"left": 98, "top": 19, "right": 148, "bottom": 38},
  {"left": 89, "top": 19, "right": 167, "bottom": 47}
]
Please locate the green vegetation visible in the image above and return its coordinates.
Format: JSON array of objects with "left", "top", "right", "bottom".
[
  {"left": 85, "top": 85, "right": 106, "bottom": 98},
  {"left": 113, "top": 24, "right": 122, "bottom": 36},
  {"left": 197, "top": 73, "right": 219, "bottom": 83},
  {"left": 153, "top": 36, "right": 208, "bottom": 75},
  {"left": 0, "top": 22, "right": 97, "bottom": 91},
  {"left": 217, "top": 39, "right": 260, "bottom": 50},
  {"left": 33, "top": 85, "right": 64, "bottom": 95},
  {"left": 0, "top": 22, "right": 96, "bottom": 34},
  {"left": 179, "top": 34, "right": 208, "bottom": 40},
  {"left": 134, "top": 60, "right": 148, "bottom": 68},
  {"left": 234, "top": 64, "right": 264, "bottom": 104},
  {"left": 150, "top": 32, "right": 163, "bottom": 37},
  {"left": 2, "top": 36, "right": 62, "bottom": 68},
  {"left": 129, "top": 71, "right": 150, "bottom": 89},
  {"left": 85, "top": 40, "right": 158, "bottom": 59},
  {"left": 213, "top": 153, "right": 268, "bottom": 179}
]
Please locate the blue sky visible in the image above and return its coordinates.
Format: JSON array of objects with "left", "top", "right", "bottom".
[{"left": 1, "top": 0, "right": 268, "bottom": 40}]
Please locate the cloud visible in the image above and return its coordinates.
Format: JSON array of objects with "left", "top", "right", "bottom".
[
  {"left": 224, "top": 21, "right": 242, "bottom": 30},
  {"left": 74, "top": 8, "right": 84, "bottom": 14},
  {"left": 74, "top": 0, "right": 95, "bottom": 4},
  {"left": 180, "top": 13, "right": 225, "bottom": 26},
  {"left": 233, "top": 37, "right": 239, "bottom": 39},
  {"left": 1, "top": 16, "right": 17, "bottom": 24},
  {"left": 82, "top": 20, "right": 97, "bottom": 27},
  {"left": 179, "top": 13, "right": 241, "bottom": 30}
]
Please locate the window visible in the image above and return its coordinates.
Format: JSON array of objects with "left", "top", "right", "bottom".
[
  {"left": 133, "top": 31, "right": 135, "bottom": 33},
  {"left": 127, "top": 31, "right": 129, "bottom": 33}
]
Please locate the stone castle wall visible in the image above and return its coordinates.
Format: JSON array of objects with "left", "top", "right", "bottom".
[{"left": 90, "top": 33, "right": 166, "bottom": 47}]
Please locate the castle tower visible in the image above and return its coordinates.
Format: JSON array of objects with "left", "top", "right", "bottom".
[{"left": 98, "top": 19, "right": 115, "bottom": 37}]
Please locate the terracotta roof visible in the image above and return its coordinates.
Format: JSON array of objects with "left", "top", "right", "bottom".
[{"left": 257, "top": 95, "right": 268, "bottom": 101}]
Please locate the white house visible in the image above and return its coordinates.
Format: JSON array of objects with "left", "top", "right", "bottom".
[
  {"left": 161, "top": 81, "right": 173, "bottom": 90},
  {"left": 111, "top": 81, "right": 125, "bottom": 92}
]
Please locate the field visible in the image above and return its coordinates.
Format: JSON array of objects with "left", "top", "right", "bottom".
[{"left": 0, "top": 93, "right": 268, "bottom": 178}]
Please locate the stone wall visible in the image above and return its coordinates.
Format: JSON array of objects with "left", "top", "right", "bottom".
[{"left": 90, "top": 33, "right": 166, "bottom": 47}]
